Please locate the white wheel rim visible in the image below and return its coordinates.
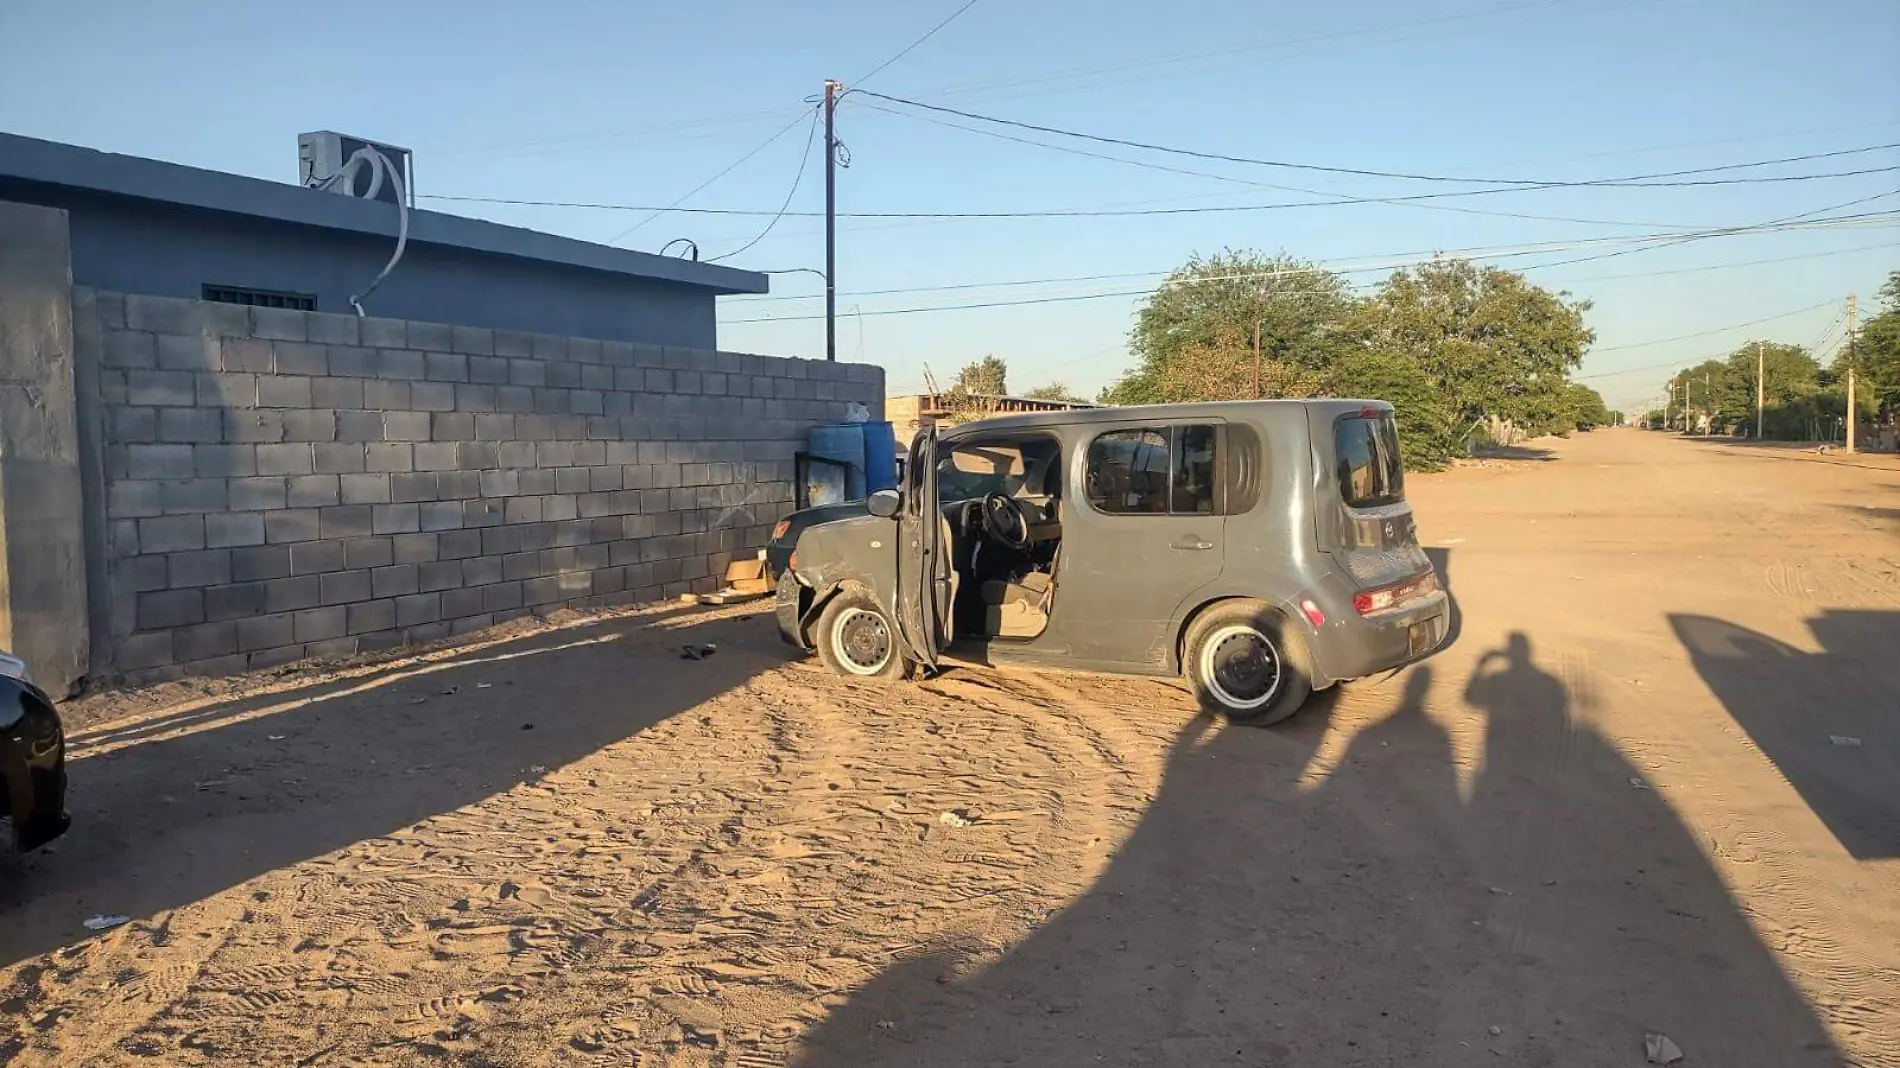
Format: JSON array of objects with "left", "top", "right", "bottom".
[
  {"left": 831, "top": 607, "right": 894, "bottom": 675},
  {"left": 1199, "top": 624, "right": 1283, "bottom": 710}
]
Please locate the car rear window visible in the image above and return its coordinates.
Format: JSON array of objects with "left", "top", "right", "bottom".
[{"left": 1334, "top": 413, "right": 1405, "bottom": 507}]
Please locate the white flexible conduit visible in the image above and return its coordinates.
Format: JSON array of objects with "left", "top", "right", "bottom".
[{"left": 316, "top": 147, "right": 410, "bottom": 317}]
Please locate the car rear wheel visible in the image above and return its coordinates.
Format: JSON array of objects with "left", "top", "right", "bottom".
[
  {"left": 1183, "top": 602, "right": 1311, "bottom": 724},
  {"left": 815, "top": 591, "right": 912, "bottom": 680}
]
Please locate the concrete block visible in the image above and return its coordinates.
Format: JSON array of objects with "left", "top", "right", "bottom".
[
  {"left": 546, "top": 361, "right": 582, "bottom": 389},
  {"left": 496, "top": 385, "right": 534, "bottom": 413},
  {"left": 438, "top": 529, "right": 483, "bottom": 559},
  {"left": 553, "top": 468, "right": 590, "bottom": 495},
  {"left": 478, "top": 469, "right": 519, "bottom": 498},
  {"left": 440, "top": 587, "right": 485, "bottom": 619},
  {"left": 418, "top": 560, "right": 462, "bottom": 592},
  {"left": 250, "top": 306, "right": 308, "bottom": 341},
  {"left": 302, "top": 312, "right": 358, "bottom": 346},
  {"left": 314, "top": 443, "right": 368, "bottom": 475},
  {"left": 420, "top": 500, "right": 464, "bottom": 531},
  {"left": 139, "top": 588, "right": 204, "bottom": 628},
  {"left": 363, "top": 443, "right": 414, "bottom": 473},
  {"left": 570, "top": 390, "right": 605, "bottom": 417},
  {"left": 155, "top": 332, "right": 219, "bottom": 373},
  {"left": 482, "top": 581, "right": 524, "bottom": 613},
  {"left": 412, "top": 381, "right": 456, "bottom": 411},
  {"left": 337, "top": 410, "right": 386, "bottom": 443},
  {"left": 371, "top": 564, "right": 419, "bottom": 598},
  {"left": 344, "top": 537, "right": 392, "bottom": 570},
  {"left": 228, "top": 476, "right": 287, "bottom": 512},
  {"left": 320, "top": 505, "right": 374, "bottom": 539},
  {"left": 115, "top": 555, "right": 168, "bottom": 594},
  {"left": 166, "top": 549, "right": 230, "bottom": 589},
  {"left": 411, "top": 442, "right": 456, "bottom": 471},
  {"left": 391, "top": 532, "right": 438, "bottom": 564},
  {"left": 236, "top": 612, "right": 296, "bottom": 651},
  {"left": 256, "top": 443, "right": 314, "bottom": 476},
  {"left": 189, "top": 443, "right": 254, "bottom": 478},
  {"left": 294, "top": 606, "right": 348, "bottom": 642},
  {"left": 468, "top": 356, "right": 510, "bottom": 385},
  {"left": 127, "top": 443, "right": 194, "bottom": 480},
  {"left": 203, "top": 581, "right": 268, "bottom": 621},
  {"left": 504, "top": 496, "right": 543, "bottom": 524},
  {"left": 533, "top": 388, "right": 569, "bottom": 415},
  {"left": 348, "top": 599, "right": 396, "bottom": 635},
  {"left": 371, "top": 502, "right": 419, "bottom": 534},
  {"left": 218, "top": 337, "right": 271, "bottom": 373},
  {"left": 287, "top": 474, "right": 340, "bottom": 508},
  {"left": 459, "top": 442, "right": 500, "bottom": 470},
  {"left": 205, "top": 512, "right": 265, "bottom": 549},
  {"left": 429, "top": 412, "right": 473, "bottom": 440},
  {"left": 336, "top": 471, "right": 388, "bottom": 505},
  {"left": 323, "top": 345, "right": 377, "bottom": 378},
  {"left": 223, "top": 408, "right": 284, "bottom": 444},
  {"left": 383, "top": 410, "right": 431, "bottom": 441},
  {"left": 267, "top": 575, "right": 322, "bottom": 612},
  {"left": 394, "top": 592, "right": 440, "bottom": 627},
  {"left": 319, "top": 569, "right": 372, "bottom": 605},
  {"left": 274, "top": 341, "right": 328, "bottom": 376},
  {"left": 378, "top": 348, "right": 425, "bottom": 380},
  {"left": 362, "top": 378, "right": 409, "bottom": 410},
  {"left": 488, "top": 329, "right": 530, "bottom": 358},
  {"left": 108, "top": 480, "right": 162, "bottom": 519},
  {"left": 311, "top": 376, "right": 364, "bottom": 409},
  {"left": 425, "top": 352, "right": 468, "bottom": 382},
  {"left": 508, "top": 358, "right": 547, "bottom": 387},
  {"left": 126, "top": 368, "right": 196, "bottom": 407},
  {"left": 359, "top": 316, "right": 404, "bottom": 347},
  {"left": 304, "top": 636, "right": 360, "bottom": 659},
  {"left": 521, "top": 576, "right": 562, "bottom": 606},
  {"left": 574, "top": 441, "right": 606, "bottom": 466},
  {"left": 160, "top": 478, "right": 227, "bottom": 515},
  {"left": 107, "top": 406, "right": 157, "bottom": 445},
  {"left": 138, "top": 515, "right": 205, "bottom": 553},
  {"left": 530, "top": 333, "right": 567, "bottom": 361},
  {"left": 462, "top": 556, "right": 503, "bottom": 586},
  {"left": 282, "top": 409, "right": 338, "bottom": 443},
  {"left": 265, "top": 508, "right": 321, "bottom": 545},
  {"left": 486, "top": 528, "right": 525, "bottom": 558},
  {"left": 257, "top": 374, "right": 312, "bottom": 408},
  {"left": 464, "top": 499, "right": 504, "bottom": 528},
  {"left": 456, "top": 384, "right": 499, "bottom": 413},
  {"left": 103, "top": 330, "right": 157, "bottom": 369},
  {"left": 407, "top": 321, "right": 452, "bottom": 352},
  {"left": 389, "top": 471, "right": 438, "bottom": 503}
]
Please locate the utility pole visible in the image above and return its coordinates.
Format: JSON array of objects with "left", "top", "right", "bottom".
[
  {"left": 1704, "top": 369, "right": 1711, "bottom": 435},
  {"left": 1251, "top": 321, "right": 1262, "bottom": 400},
  {"left": 1845, "top": 292, "right": 1858, "bottom": 453},
  {"left": 1756, "top": 341, "right": 1765, "bottom": 440},
  {"left": 823, "top": 79, "right": 840, "bottom": 362}
]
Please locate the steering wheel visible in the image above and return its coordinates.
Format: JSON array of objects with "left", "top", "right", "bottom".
[{"left": 980, "top": 492, "right": 1033, "bottom": 551}]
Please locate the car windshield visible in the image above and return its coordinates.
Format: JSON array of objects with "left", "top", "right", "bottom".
[{"left": 937, "top": 443, "right": 1030, "bottom": 502}]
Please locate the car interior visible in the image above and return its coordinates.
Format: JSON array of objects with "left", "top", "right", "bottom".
[{"left": 937, "top": 436, "right": 1063, "bottom": 641}]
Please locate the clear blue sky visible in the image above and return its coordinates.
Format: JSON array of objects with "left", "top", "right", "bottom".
[{"left": 4, "top": 0, "right": 1897, "bottom": 412}]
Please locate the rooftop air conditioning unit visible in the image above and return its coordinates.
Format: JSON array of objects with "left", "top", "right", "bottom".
[{"left": 298, "top": 131, "right": 414, "bottom": 208}]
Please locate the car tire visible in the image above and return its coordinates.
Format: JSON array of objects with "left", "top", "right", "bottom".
[
  {"left": 1182, "top": 601, "right": 1312, "bottom": 725},
  {"left": 814, "top": 591, "right": 912, "bottom": 681}
]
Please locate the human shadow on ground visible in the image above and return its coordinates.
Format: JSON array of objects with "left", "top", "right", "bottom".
[
  {"left": 1470, "top": 443, "right": 1555, "bottom": 461},
  {"left": 1671, "top": 610, "right": 1900, "bottom": 860},
  {"left": 0, "top": 606, "right": 783, "bottom": 966},
  {"left": 795, "top": 634, "right": 1840, "bottom": 1067}
]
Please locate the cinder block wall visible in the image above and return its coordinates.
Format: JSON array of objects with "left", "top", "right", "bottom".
[{"left": 75, "top": 289, "right": 881, "bottom": 681}]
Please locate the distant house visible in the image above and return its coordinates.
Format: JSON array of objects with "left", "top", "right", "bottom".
[
  {"left": 0, "top": 131, "right": 765, "bottom": 348},
  {"left": 885, "top": 392, "right": 1102, "bottom": 447}
]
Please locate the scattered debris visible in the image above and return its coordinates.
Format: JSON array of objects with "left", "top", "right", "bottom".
[
  {"left": 83, "top": 915, "right": 130, "bottom": 932},
  {"left": 938, "top": 809, "right": 978, "bottom": 828},
  {"left": 1830, "top": 735, "right": 1862, "bottom": 747},
  {"left": 267, "top": 734, "right": 286, "bottom": 741},
  {"left": 1629, "top": 777, "right": 1651, "bottom": 790},
  {"left": 680, "top": 644, "right": 719, "bottom": 661},
  {"left": 475, "top": 682, "right": 493, "bottom": 689},
  {"left": 1488, "top": 887, "right": 1511, "bottom": 896},
  {"left": 1645, "top": 1033, "right": 1684, "bottom": 1064},
  {"left": 440, "top": 686, "right": 459, "bottom": 696},
  {"left": 520, "top": 723, "right": 535, "bottom": 731},
  {"left": 1488, "top": 1025, "right": 1502, "bottom": 1037}
]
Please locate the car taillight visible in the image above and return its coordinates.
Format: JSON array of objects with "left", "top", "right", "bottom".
[
  {"left": 1299, "top": 599, "right": 1326, "bottom": 627},
  {"left": 1352, "top": 570, "right": 1437, "bottom": 615},
  {"left": 771, "top": 519, "right": 791, "bottom": 542}
]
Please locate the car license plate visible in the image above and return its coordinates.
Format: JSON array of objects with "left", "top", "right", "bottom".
[{"left": 1408, "top": 616, "right": 1443, "bottom": 657}]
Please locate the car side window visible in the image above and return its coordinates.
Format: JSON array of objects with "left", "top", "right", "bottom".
[{"left": 1086, "top": 426, "right": 1218, "bottom": 515}]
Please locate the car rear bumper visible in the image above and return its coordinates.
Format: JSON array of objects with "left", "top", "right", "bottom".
[
  {"left": 2, "top": 677, "right": 70, "bottom": 853},
  {"left": 775, "top": 571, "right": 811, "bottom": 650},
  {"left": 1302, "top": 588, "right": 1450, "bottom": 685}
]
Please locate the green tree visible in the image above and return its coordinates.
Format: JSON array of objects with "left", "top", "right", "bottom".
[
  {"left": 1103, "top": 251, "right": 1358, "bottom": 405},
  {"left": 1707, "top": 341, "right": 1821, "bottom": 438},
  {"left": 1564, "top": 382, "right": 1612, "bottom": 429},
  {"left": 1326, "top": 348, "right": 1457, "bottom": 470},
  {"left": 1838, "top": 270, "right": 1900, "bottom": 420},
  {"left": 1020, "top": 381, "right": 1085, "bottom": 403},
  {"left": 953, "top": 355, "right": 1008, "bottom": 397}
]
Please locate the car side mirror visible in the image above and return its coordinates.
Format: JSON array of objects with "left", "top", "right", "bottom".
[{"left": 865, "top": 489, "right": 901, "bottom": 518}]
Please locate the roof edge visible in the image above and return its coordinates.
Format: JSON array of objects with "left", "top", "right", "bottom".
[{"left": 0, "top": 132, "right": 768, "bottom": 295}]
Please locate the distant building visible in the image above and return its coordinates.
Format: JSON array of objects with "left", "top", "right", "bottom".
[
  {"left": 886, "top": 392, "right": 1102, "bottom": 447},
  {"left": 0, "top": 131, "right": 765, "bottom": 348}
]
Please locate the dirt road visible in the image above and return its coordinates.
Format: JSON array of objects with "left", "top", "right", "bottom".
[{"left": 3, "top": 429, "right": 1896, "bottom": 1067}]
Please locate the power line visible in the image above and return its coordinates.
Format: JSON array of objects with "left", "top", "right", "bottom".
[
  {"left": 853, "top": 90, "right": 1900, "bottom": 189},
  {"left": 705, "top": 107, "right": 822, "bottom": 263},
  {"left": 1516, "top": 188, "right": 1900, "bottom": 274},
  {"left": 1584, "top": 301, "right": 1837, "bottom": 356},
  {"left": 856, "top": 0, "right": 982, "bottom": 85},
  {"left": 603, "top": 105, "right": 818, "bottom": 245}
]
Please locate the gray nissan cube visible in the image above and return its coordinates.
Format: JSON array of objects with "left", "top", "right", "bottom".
[{"left": 774, "top": 399, "right": 1448, "bottom": 724}]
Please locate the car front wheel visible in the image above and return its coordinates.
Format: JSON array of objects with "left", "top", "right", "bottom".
[
  {"left": 1183, "top": 601, "right": 1311, "bottom": 724},
  {"left": 814, "top": 591, "right": 912, "bottom": 680}
]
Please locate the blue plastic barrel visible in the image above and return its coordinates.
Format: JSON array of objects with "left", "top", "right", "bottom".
[
  {"left": 809, "top": 424, "right": 868, "bottom": 501},
  {"left": 861, "top": 421, "right": 898, "bottom": 493}
]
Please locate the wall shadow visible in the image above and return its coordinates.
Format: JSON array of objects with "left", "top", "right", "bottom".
[
  {"left": 1470, "top": 442, "right": 1555, "bottom": 461},
  {"left": 0, "top": 607, "right": 780, "bottom": 966},
  {"left": 1671, "top": 611, "right": 1900, "bottom": 860},
  {"left": 794, "top": 634, "right": 1840, "bottom": 1066}
]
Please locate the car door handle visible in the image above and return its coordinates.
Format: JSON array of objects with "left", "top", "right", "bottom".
[{"left": 1170, "top": 536, "right": 1215, "bottom": 551}]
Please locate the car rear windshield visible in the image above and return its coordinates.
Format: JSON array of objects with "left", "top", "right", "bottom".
[{"left": 1334, "top": 413, "right": 1405, "bottom": 507}]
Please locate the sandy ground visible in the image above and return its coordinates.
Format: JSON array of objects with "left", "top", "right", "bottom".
[{"left": 2, "top": 428, "right": 1896, "bottom": 1067}]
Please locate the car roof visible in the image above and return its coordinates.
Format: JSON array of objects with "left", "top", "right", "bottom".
[{"left": 939, "top": 398, "right": 1391, "bottom": 438}]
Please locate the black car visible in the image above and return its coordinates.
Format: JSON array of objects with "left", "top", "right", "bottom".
[{"left": 2, "top": 652, "right": 70, "bottom": 853}]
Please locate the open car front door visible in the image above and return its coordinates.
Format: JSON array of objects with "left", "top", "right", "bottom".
[{"left": 894, "top": 426, "right": 949, "bottom": 669}]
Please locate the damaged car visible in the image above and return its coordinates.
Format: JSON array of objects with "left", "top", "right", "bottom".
[
  {"left": 1, "top": 651, "right": 69, "bottom": 853},
  {"left": 774, "top": 400, "right": 1448, "bottom": 725}
]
